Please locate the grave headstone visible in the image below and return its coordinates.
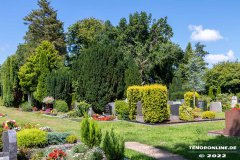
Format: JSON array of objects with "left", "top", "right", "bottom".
[
  {"left": 170, "top": 104, "right": 180, "bottom": 116},
  {"left": 136, "top": 101, "right": 142, "bottom": 116},
  {"left": 104, "top": 102, "right": 115, "bottom": 115},
  {"left": 198, "top": 100, "right": 205, "bottom": 110},
  {"left": 167, "top": 101, "right": 174, "bottom": 105},
  {"left": 210, "top": 102, "right": 222, "bottom": 112},
  {"left": 2, "top": 130, "right": 17, "bottom": 160},
  {"left": 88, "top": 107, "right": 93, "bottom": 116},
  {"left": 231, "top": 96, "right": 238, "bottom": 108},
  {"left": 181, "top": 99, "right": 185, "bottom": 104}
]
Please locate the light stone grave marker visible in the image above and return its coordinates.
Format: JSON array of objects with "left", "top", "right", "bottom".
[
  {"left": 231, "top": 96, "right": 238, "bottom": 108},
  {"left": 210, "top": 102, "right": 222, "bottom": 112}
]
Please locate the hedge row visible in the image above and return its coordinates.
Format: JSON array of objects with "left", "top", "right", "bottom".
[{"left": 127, "top": 84, "right": 169, "bottom": 123}]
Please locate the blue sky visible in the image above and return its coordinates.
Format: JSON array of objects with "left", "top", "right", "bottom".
[{"left": 0, "top": 0, "right": 239, "bottom": 65}]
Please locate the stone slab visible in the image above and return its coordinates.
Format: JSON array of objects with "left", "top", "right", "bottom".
[{"left": 210, "top": 102, "right": 222, "bottom": 112}]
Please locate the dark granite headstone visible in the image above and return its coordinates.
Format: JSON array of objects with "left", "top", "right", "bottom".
[
  {"left": 2, "top": 130, "right": 17, "bottom": 160},
  {"left": 198, "top": 100, "right": 204, "bottom": 110},
  {"left": 170, "top": 104, "right": 180, "bottom": 116},
  {"left": 104, "top": 102, "right": 115, "bottom": 115}
]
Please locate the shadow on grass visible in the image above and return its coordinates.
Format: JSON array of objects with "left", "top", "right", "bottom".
[{"left": 155, "top": 135, "right": 240, "bottom": 160}]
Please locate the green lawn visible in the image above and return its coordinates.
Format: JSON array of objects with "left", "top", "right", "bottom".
[{"left": 0, "top": 106, "right": 239, "bottom": 160}]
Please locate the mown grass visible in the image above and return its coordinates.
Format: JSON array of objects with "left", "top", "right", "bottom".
[{"left": 0, "top": 106, "right": 239, "bottom": 160}]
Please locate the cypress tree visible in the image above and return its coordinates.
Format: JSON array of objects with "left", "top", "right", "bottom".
[
  {"left": 124, "top": 55, "right": 141, "bottom": 91},
  {"left": 208, "top": 87, "right": 215, "bottom": 100},
  {"left": 46, "top": 68, "right": 72, "bottom": 106},
  {"left": 0, "top": 55, "right": 22, "bottom": 107},
  {"left": 74, "top": 38, "right": 125, "bottom": 113},
  {"left": 216, "top": 86, "right": 221, "bottom": 95}
]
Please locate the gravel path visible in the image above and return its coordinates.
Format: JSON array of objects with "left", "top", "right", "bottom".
[{"left": 125, "top": 142, "right": 187, "bottom": 160}]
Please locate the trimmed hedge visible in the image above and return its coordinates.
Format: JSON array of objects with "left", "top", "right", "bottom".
[
  {"left": 184, "top": 91, "right": 200, "bottom": 108},
  {"left": 179, "top": 105, "right": 194, "bottom": 121},
  {"left": 202, "top": 111, "right": 215, "bottom": 119},
  {"left": 127, "top": 84, "right": 169, "bottom": 123},
  {"left": 115, "top": 100, "right": 129, "bottom": 120},
  {"left": 127, "top": 86, "right": 142, "bottom": 120},
  {"left": 141, "top": 85, "right": 168, "bottom": 123}
]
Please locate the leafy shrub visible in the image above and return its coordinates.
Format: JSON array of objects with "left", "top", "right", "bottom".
[
  {"left": 17, "top": 147, "right": 31, "bottom": 160},
  {"left": 30, "top": 150, "right": 45, "bottom": 160},
  {"left": 67, "top": 110, "right": 78, "bottom": 118},
  {"left": 141, "top": 85, "right": 168, "bottom": 123},
  {"left": 115, "top": 100, "right": 129, "bottom": 120},
  {"left": 75, "top": 101, "right": 91, "bottom": 117},
  {"left": 84, "top": 147, "right": 104, "bottom": 160},
  {"left": 72, "top": 143, "right": 89, "bottom": 154},
  {"left": 66, "top": 135, "right": 78, "bottom": 144},
  {"left": 235, "top": 104, "right": 240, "bottom": 109},
  {"left": 179, "top": 105, "right": 194, "bottom": 121},
  {"left": 17, "top": 129, "right": 47, "bottom": 148},
  {"left": 80, "top": 116, "right": 102, "bottom": 148},
  {"left": 101, "top": 129, "right": 125, "bottom": 160},
  {"left": 193, "top": 108, "right": 202, "bottom": 118},
  {"left": 54, "top": 100, "right": 68, "bottom": 112},
  {"left": 47, "top": 132, "right": 70, "bottom": 145},
  {"left": 20, "top": 102, "right": 32, "bottom": 112},
  {"left": 165, "top": 104, "right": 171, "bottom": 120},
  {"left": 184, "top": 92, "right": 200, "bottom": 108},
  {"left": 202, "top": 111, "right": 215, "bottom": 119},
  {"left": 127, "top": 86, "right": 142, "bottom": 120}
]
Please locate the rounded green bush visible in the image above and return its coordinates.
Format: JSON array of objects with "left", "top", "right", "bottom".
[
  {"left": 54, "top": 100, "right": 68, "bottom": 112},
  {"left": 179, "top": 105, "right": 194, "bottom": 121},
  {"left": 202, "top": 111, "right": 215, "bottom": 119},
  {"left": 72, "top": 143, "right": 89, "bottom": 154},
  {"left": 66, "top": 135, "right": 78, "bottom": 144},
  {"left": 115, "top": 100, "right": 129, "bottom": 120},
  {"left": 20, "top": 102, "right": 32, "bottom": 112},
  {"left": 17, "top": 129, "right": 47, "bottom": 148}
]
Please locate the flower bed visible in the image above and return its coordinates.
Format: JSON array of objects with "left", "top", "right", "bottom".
[
  {"left": 48, "top": 149, "right": 67, "bottom": 160},
  {"left": 0, "top": 113, "right": 6, "bottom": 117},
  {"left": 2, "top": 120, "right": 18, "bottom": 130},
  {"left": 92, "top": 114, "right": 115, "bottom": 121}
]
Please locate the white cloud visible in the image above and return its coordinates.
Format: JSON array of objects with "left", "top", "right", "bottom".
[
  {"left": 205, "top": 50, "right": 236, "bottom": 65},
  {"left": 189, "top": 25, "right": 223, "bottom": 41}
]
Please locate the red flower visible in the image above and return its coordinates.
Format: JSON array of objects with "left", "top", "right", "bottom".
[{"left": 48, "top": 149, "right": 67, "bottom": 159}]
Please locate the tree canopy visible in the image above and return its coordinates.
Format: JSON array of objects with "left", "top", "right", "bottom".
[{"left": 24, "top": 0, "right": 66, "bottom": 55}]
